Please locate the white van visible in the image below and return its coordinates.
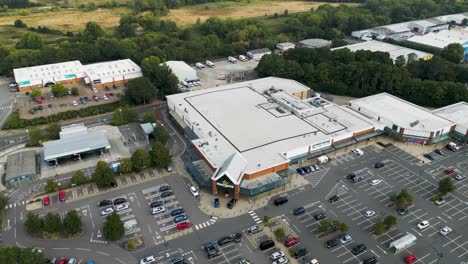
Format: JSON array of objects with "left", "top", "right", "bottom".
[
  {"left": 318, "top": 155, "right": 329, "bottom": 164},
  {"left": 206, "top": 60, "right": 215, "bottom": 67},
  {"left": 238, "top": 55, "right": 248, "bottom": 62},
  {"left": 195, "top": 62, "right": 205, "bottom": 69},
  {"left": 352, "top": 148, "right": 364, "bottom": 156},
  {"left": 228, "top": 56, "right": 237, "bottom": 63}
]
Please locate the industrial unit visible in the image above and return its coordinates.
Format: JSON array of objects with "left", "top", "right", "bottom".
[
  {"left": 83, "top": 59, "right": 142, "bottom": 89},
  {"left": 432, "top": 102, "right": 468, "bottom": 143},
  {"left": 164, "top": 61, "right": 198, "bottom": 85},
  {"left": 5, "top": 150, "right": 38, "bottom": 186}
]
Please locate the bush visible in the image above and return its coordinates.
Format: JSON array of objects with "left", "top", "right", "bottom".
[
  {"left": 125, "top": 237, "right": 142, "bottom": 250},
  {"left": 430, "top": 193, "right": 445, "bottom": 201},
  {"left": 274, "top": 227, "right": 285, "bottom": 240},
  {"left": 319, "top": 220, "right": 329, "bottom": 233},
  {"left": 374, "top": 218, "right": 386, "bottom": 235}
]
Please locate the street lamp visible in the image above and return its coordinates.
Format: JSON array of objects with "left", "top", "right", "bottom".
[{"left": 119, "top": 108, "right": 122, "bottom": 122}]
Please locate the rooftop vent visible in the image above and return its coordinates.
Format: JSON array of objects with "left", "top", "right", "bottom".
[{"left": 410, "top": 120, "right": 420, "bottom": 127}]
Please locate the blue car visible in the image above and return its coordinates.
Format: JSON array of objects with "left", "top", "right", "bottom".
[
  {"left": 296, "top": 168, "right": 305, "bottom": 175},
  {"left": 423, "top": 153, "right": 436, "bottom": 161},
  {"left": 293, "top": 207, "right": 306, "bottom": 215},
  {"left": 212, "top": 196, "right": 220, "bottom": 208},
  {"left": 173, "top": 214, "right": 188, "bottom": 223}
]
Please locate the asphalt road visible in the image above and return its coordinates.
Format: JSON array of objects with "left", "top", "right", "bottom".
[{"left": 0, "top": 78, "right": 13, "bottom": 128}]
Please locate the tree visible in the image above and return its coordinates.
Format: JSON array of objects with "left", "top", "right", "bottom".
[
  {"left": 51, "top": 83, "right": 68, "bottom": 97},
  {"left": 440, "top": 43, "right": 464, "bottom": 64},
  {"left": 337, "top": 221, "right": 349, "bottom": 233},
  {"left": 152, "top": 124, "right": 170, "bottom": 144},
  {"left": 64, "top": 210, "right": 82, "bottom": 235},
  {"left": 44, "top": 178, "right": 60, "bottom": 192},
  {"left": 27, "top": 127, "right": 44, "bottom": 147},
  {"left": 284, "top": 9, "right": 288, "bottom": 16},
  {"left": 71, "top": 170, "right": 86, "bottom": 186},
  {"left": 14, "top": 19, "right": 27, "bottom": 28},
  {"left": 131, "top": 148, "right": 150, "bottom": 172},
  {"left": 16, "top": 32, "right": 44, "bottom": 49},
  {"left": 103, "top": 212, "right": 125, "bottom": 241},
  {"left": 149, "top": 141, "right": 171, "bottom": 168},
  {"left": 319, "top": 219, "right": 329, "bottom": 233},
  {"left": 118, "top": 158, "right": 133, "bottom": 174},
  {"left": 383, "top": 215, "right": 397, "bottom": 230},
  {"left": 395, "top": 196, "right": 407, "bottom": 209},
  {"left": 126, "top": 77, "right": 158, "bottom": 105},
  {"left": 112, "top": 106, "right": 138, "bottom": 126},
  {"left": 71, "top": 87, "right": 79, "bottom": 96},
  {"left": 82, "top": 21, "right": 105, "bottom": 43},
  {"left": 25, "top": 212, "right": 42, "bottom": 236},
  {"left": 44, "top": 212, "right": 62, "bottom": 234},
  {"left": 0, "top": 246, "right": 47, "bottom": 264},
  {"left": 30, "top": 88, "right": 41, "bottom": 98},
  {"left": 0, "top": 194, "right": 8, "bottom": 211},
  {"left": 399, "top": 188, "right": 413, "bottom": 204},
  {"left": 462, "top": 18, "right": 468, "bottom": 26},
  {"left": 93, "top": 161, "right": 114, "bottom": 187},
  {"left": 45, "top": 123, "right": 61, "bottom": 140},
  {"left": 394, "top": 55, "right": 406, "bottom": 67},
  {"left": 141, "top": 56, "right": 178, "bottom": 98},
  {"left": 142, "top": 112, "right": 156, "bottom": 124},
  {"left": 274, "top": 227, "right": 286, "bottom": 240},
  {"left": 374, "top": 218, "right": 386, "bottom": 235},
  {"left": 439, "top": 177, "right": 455, "bottom": 194}
]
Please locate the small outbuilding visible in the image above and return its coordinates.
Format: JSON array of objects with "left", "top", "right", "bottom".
[
  {"left": 246, "top": 48, "right": 272, "bottom": 61},
  {"left": 276, "top": 42, "right": 296, "bottom": 53},
  {"left": 298, "top": 38, "right": 332, "bottom": 48},
  {"left": 389, "top": 233, "right": 417, "bottom": 254},
  {"left": 5, "top": 150, "right": 37, "bottom": 186},
  {"left": 164, "top": 61, "right": 198, "bottom": 83}
]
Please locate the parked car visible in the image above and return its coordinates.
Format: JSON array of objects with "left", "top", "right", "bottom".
[
  {"left": 218, "top": 236, "right": 234, "bottom": 246},
  {"left": 38, "top": 105, "right": 43, "bottom": 110},
  {"left": 284, "top": 237, "right": 300, "bottom": 247},
  {"left": 352, "top": 175, "right": 364, "bottom": 183},
  {"left": 247, "top": 225, "right": 261, "bottom": 234},
  {"left": 362, "top": 256, "right": 378, "bottom": 264},
  {"left": 351, "top": 243, "right": 366, "bottom": 255},
  {"left": 140, "top": 255, "right": 156, "bottom": 264},
  {"left": 101, "top": 207, "right": 114, "bottom": 216},
  {"left": 423, "top": 153, "right": 436, "bottom": 160},
  {"left": 439, "top": 226, "right": 452, "bottom": 236},
  {"left": 189, "top": 186, "right": 199, "bottom": 197},
  {"left": 370, "top": 179, "right": 381, "bottom": 186},
  {"left": 98, "top": 200, "right": 113, "bottom": 207},
  {"left": 363, "top": 210, "right": 375, "bottom": 218},
  {"left": 105, "top": 86, "right": 111, "bottom": 91},
  {"left": 58, "top": 258, "right": 69, "bottom": 264},
  {"left": 227, "top": 198, "right": 237, "bottom": 209},
  {"left": 160, "top": 191, "right": 174, "bottom": 198},
  {"left": 434, "top": 197, "right": 445, "bottom": 205},
  {"left": 206, "top": 60, "right": 215, "bottom": 67},
  {"left": 417, "top": 220, "right": 430, "bottom": 230},
  {"left": 313, "top": 213, "right": 326, "bottom": 221},
  {"left": 454, "top": 174, "right": 465, "bottom": 181},
  {"left": 113, "top": 198, "right": 127, "bottom": 205},
  {"left": 444, "top": 168, "right": 455, "bottom": 175},
  {"left": 173, "top": 214, "right": 188, "bottom": 223},
  {"left": 67, "top": 258, "right": 77, "bottom": 264},
  {"left": 271, "top": 251, "right": 285, "bottom": 260},
  {"left": 328, "top": 195, "right": 339, "bottom": 203},
  {"left": 48, "top": 104, "right": 53, "bottom": 108},
  {"left": 346, "top": 173, "right": 356, "bottom": 179},
  {"left": 374, "top": 162, "right": 385, "bottom": 168},
  {"left": 293, "top": 207, "right": 306, "bottom": 215},
  {"left": 151, "top": 206, "right": 166, "bottom": 215},
  {"left": 72, "top": 101, "right": 78, "bottom": 106},
  {"left": 339, "top": 234, "right": 352, "bottom": 245},
  {"left": 165, "top": 165, "right": 173, "bottom": 172},
  {"left": 195, "top": 62, "right": 205, "bottom": 69},
  {"left": 58, "top": 191, "right": 66, "bottom": 202},
  {"left": 325, "top": 239, "right": 339, "bottom": 248},
  {"left": 296, "top": 168, "right": 305, "bottom": 175},
  {"left": 213, "top": 197, "right": 220, "bottom": 208},
  {"left": 272, "top": 257, "right": 288, "bottom": 264},
  {"left": 274, "top": 197, "right": 288, "bottom": 206},
  {"left": 352, "top": 148, "right": 364, "bottom": 156},
  {"left": 259, "top": 239, "right": 275, "bottom": 250},
  {"left": 159, "top": 185, "right": 171, "bottom": 192},
  {"left": 294, "top": 248, "right": 308, "bottom": 259},
  {"left": 170, "top": 208, "right": 185, "bottom": 216},
  {"left": 404, "top": 255, "right": 417, "bottom": 264},
  {"left": 103, "top": 95, "right": 108, "bottom": 100},
  {"left": 176, "top": 221, "right": 191, "bottom": 230},
  {"left": 43, "top": 197, "right": 50, "bottom": 206}
]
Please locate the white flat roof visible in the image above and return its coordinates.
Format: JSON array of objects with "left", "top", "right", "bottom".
[
  {"left": 350, "top": 93, "right": 453, "bottom": 131},
  {"left": 433, "top": 102, "right": 468, "bottom": 133},
  {"left": 168, "top": 77, "right": 377, "bottom": 174},
  {"left": 83, "top": 59, "right": 142, "bottom": 82},
  {"left": 164, "top": 61, "right": 198, "bottom": 82},
  {"left": 331, "top": 41, "right": 432, "bottom": 61},
  {"left": 407, "top": 28, "right": 468, "bottom": 49},
  {"left": 14, "top": 60, "right": 84, "bottom": 87}
]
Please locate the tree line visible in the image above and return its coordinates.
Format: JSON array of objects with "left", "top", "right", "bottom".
[{"left": 256, "top": 47, "right": 468, "bottom": 107}]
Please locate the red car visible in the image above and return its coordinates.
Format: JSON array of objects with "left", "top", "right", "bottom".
[
  {"left": 92, "top": 95, "right": 99, "bottom": 102},
  {"left": 105, "top": 92, "right": 111, "bottom": 97},
  {"left": 404, "top": 254, "right": 417, "bottom": 264},
  {"left": 284, "top": 237, "right": 300, "bottom": 247},
  {"left": 58, "top": 191, "right": 66, "bottom": 202},
  {"left": 58, "top": 258, "right": 69, "bottom": 264},
  {"left": 176, "top": 221, "right": 191, "bottom": 230},
  {"left": 444, "top": 168, "right": 455, "bottom": 175},
  {"left": 43, "top": 196, "right": 50, "bottom": 206}
]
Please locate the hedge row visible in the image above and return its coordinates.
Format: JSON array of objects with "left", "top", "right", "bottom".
[{"left": 2, "top": 101, "right": 121, "bottom": 129}]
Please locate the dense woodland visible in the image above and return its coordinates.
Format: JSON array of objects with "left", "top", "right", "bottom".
[{"left": 0, "top": 0, "right": 467, "bottom": 105}]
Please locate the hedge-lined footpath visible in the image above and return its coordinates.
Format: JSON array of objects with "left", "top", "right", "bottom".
[{"left": 2, "top": 101, "right": 121, "bottom": 129}]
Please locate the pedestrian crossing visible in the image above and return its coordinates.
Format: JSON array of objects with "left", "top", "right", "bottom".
[
  {"left": 194, "top": 216, "right": 218, "bottom": 230},
  {"left": 248, "top": 210, "right": 262, "bottom": 224},
  {"left": 5, "top": 200, "right": 26, "bottom": 209},
  {"left": 89, "top": 239, "right": 108, "bottom": 244}
]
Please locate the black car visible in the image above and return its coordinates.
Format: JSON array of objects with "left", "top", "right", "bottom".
[
  {"left": 232, "top": 232, "right": 242, "bottom": 242},
  {"left": 346, "top": 173, "right": 356, "bottom": 179},
  {"left": 423, "top": 153, "right": 436, "bottom": 161},
  {"left": 160, "top": 191, "right": 174, "bottom": 198},
  {"left": 48, "top": 104, "right": 53, "bottom": 108},
  {"left": 294, "top": 248, "right": 308, "bottom": 259},
  {"left": 396, "top": 208, "right": 409, "bottom": 215},
  {"left": 217, "top": 236, "right": 234, "bottom": 246},
  {"left": 363, "top": 256, "right": 378, "bottom": 264},
  {"left": 314, "top": 213, "right": 327, "bottom": 221},
  {"left": 84, "top": 96, "right": 89, "bottom": 101},
  {"left": 328, "top": 195, "right": 340, "bottom": 203},
  {"left": 227, "top": 199, "right": 237, "bottom": 209},
  {"left": 213, "top": 197, "right": 220, "bottom": 208},
  {"left": 351, "top": 243, "right": 367, "bottom": 255},
  {"left": 98, "top": 200, "right": 113, "bottom": 207},
  {"left": 105, "top": 86, "right": 111, "bottom": 91},
  {"left": 33, "top": 106, "right": 38, "bottom": 111},
  {"left": 434, "top": 148, "right": 443, "bottom": 155},
  {"left": 325, "top": 239, "right": 339, "bottom": 248},
  {"left": 170, "top": 208, "right": 185, "bottom": 216},
  {"left": 374, "top": 162, "right": 385, "bottom": 168},
  {"left": 150, "top": 200, "right": 164, "bottom": 208},
  {"left": 113, "top": 85, "right": 118, "bottom": 89},
  {"left": 113, "top": 198, "right": 127, "bottom": 205},
  {"left": 293, "top": 207, "right": 306, "bottom": 215},
  {"left": 274, "top": 197, "right": 288, "bottom": 206},
  {"left": 38, "top": 105, "right": 43, "bottom": 110},
  {"left": 110, "top": 181, "right": 118, "bottom": 188},
  {"left": 159, "top": 185, "right": 171, "bottom": 192}
]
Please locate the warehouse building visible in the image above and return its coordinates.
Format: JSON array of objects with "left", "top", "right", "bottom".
[
  {"left": 349, "top": 93, "right": 455, "bottom": 145},
  {"left": 276, "top": 42, "right": 296, "bottom": 53},
  {"left": 5, "top": 150, "right": 38, "bottom": 186},
  {"left": 164, "top": 61, "right": 198, "bottom": 85},
  {"left": 13, "top": 60, "right": 85, "bottom": 92},
  {"left": 167, "top": 77, "right": 381, "bottom": 198},
  {"left": 407, "top": 28, "right": 468, "bottom": 62},
  {"left": 433, "top": 102, "right": 468, "bottom": 143},
  {"left": 83, "top": 59, "right": 142, "bottom": 89},
  {"left": 43, "top": 124, "right": 111, "bottom": 165},
  {"left": 246, "top": 48, "right": 272, "bottom": 60},
  {"left": 298, "top": 38, "right": 332, "bottom": 48},
  {"left": 331, "top": 41, "right": 433, "bottom": 62}
]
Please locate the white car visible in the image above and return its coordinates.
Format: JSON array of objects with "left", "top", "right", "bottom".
[
  {"left": 310, "top": 260, "right": 319, "bottom": 264},
  {"left": 352, "top": 148, "right": 364, "bottom": 156},
  {"left": 417, "top": 220, "right": 430, "bottom": 230},
  {"left": 363, "top": 210, "right": 376, "bottom": 218},
  {"left": 101, "top": 207, "right": 114, "bottom": 216},
  {"left": 72, "top": 101, "right": 78, "bottom": 106},
  {"left": 151, "top": 206, "right": 166, "bottom": 215},
  {"left": 439, "top": 226, "right": 452, "bottom": 236},
  {"left": 455, "top": 174, "right": 465, "bottom": 181},
  {"left": 103, "top": 95, "right": 108, "bottom": 100},
  {"left": 272, "top": 257, "right": 288, "bottom": 264},
  {"left": 370, "top": 179, "right": 382, "bottom": 186},
  {"left": 115, "top": 203, "right": 129, "bottom": 212},
  {"left": 434, "top": 197, "right": 445, "bottom": 205},
  {"left": 67, "top": 258, "right": 77, "bottom": 264},
  {"left": 271, "top": 251, "right": 285, "bottom": 260},
  {"left": 140, "top": 255, "right": 156, "bottom": 264},
  {"left": 189, "top": 186, "right": 199, "bottom": 197},
  {"left": 93, "top": 88, "right": 98, "bottom": 93}
]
